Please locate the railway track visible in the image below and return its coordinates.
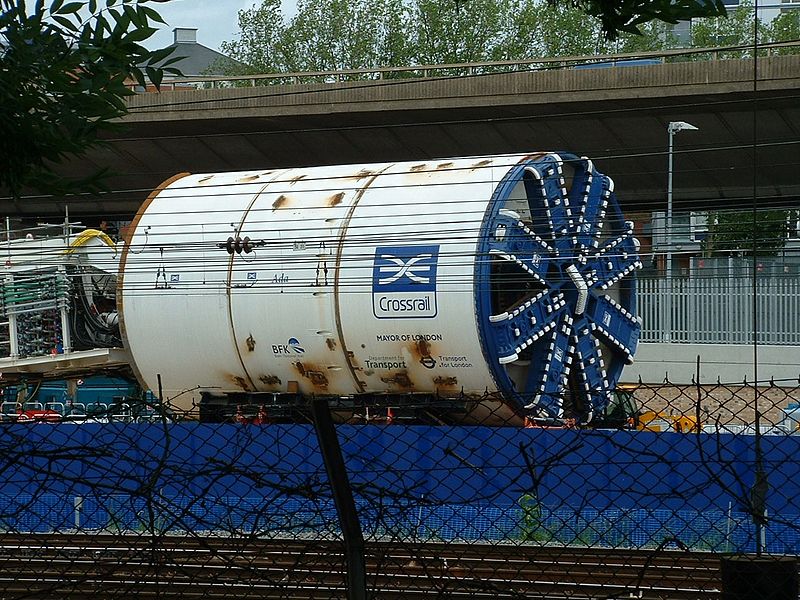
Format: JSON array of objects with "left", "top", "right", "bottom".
[{"left": 0, "top": 533, "right": 725, "bottom": 598}]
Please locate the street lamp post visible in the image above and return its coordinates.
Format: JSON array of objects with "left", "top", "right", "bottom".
[{"left": 665, "top": 121, "right": 698, "bottom": 342}]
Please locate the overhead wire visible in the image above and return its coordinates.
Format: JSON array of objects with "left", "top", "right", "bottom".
[
  {"left": 4, "top": 137, "right": 800, "bottom": 216},
  {"left": 6, "top": 158, "right": 796, "bottom": 262}
]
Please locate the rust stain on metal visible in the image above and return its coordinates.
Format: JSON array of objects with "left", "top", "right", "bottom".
[
  {"left": 294, "top": 362, "right": 329, "bottom": 388},
  {"left": 417, "top": 338, "right": 432, "bottom": 357},
  {"left": 434, "top": 376, "right": 458, "bottom": 387},
  {"left": 411, "top": 338, "right": 438, "bottom": 370},
  {"left": 326, "top": 338, "right": 337, "bottom": 351},
  {"left": 471, "top": 159, "right": 492, "bottom": 169},
  {"left": 350, "top": 168, "right": 374, "bottom": 180},
  {"left": 287, "top": 380, "right": 299, "bottom": 393},
  {"left": 380, "top": 372, "right": 413, "bottom": 388},
  {"left": 522, "top": 152, "right": 547, "bottom": 163},
  {"left": 345, "top": 350, "right": 361, "bottom": 369},
  {"left": 230, "top": 375, "right": 249, "bottom": 391},
  {"left": 289, "top": 175, "right": 307, "bottom": 184},
  {"left": 245, "top": 334, "right": 256, "bottom": 352},
  {"left": 409, "top": 164, "right": 426, "bottom": 172},
  {"left": 237, "top": 175, "right": 259, "bottom": 183},
  {"left": 272, "top": 195, "right": 289, "bottom": 211},
  {"left": 328, "top": 192, "right": 345, "bottom": 207},
  {"left": 308, "top": 371, "right": 328, "bottom": 387},
  {"left": 436, "top": 162, "right": 454, "bottom": 170},
  {"left": 198, "top": 175, "right": 214, "bottom": 184},
  {"left": 259, "top": 374, "right": 281, "bottom": 385}
]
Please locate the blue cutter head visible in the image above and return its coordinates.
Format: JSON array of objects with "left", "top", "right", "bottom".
[{"left": 475, "top": 153, "right": 642, "bottom": 424}]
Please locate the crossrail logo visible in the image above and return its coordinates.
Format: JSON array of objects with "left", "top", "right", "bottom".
[
  {"left": 377, "top": 255, "right": 433, "bottom": 285},
  {"left": 372, "top": 245, "right": 440, "bottom": 319}
]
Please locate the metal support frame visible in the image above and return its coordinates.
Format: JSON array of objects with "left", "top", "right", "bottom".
[
  {"left": 58, "top": 265, "right": 72, "bottom": 354},
  {"left": 311, "top": 397, "right": 366, "bottom": 600}
]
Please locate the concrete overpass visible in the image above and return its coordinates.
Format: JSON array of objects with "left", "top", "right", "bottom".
[{"left": 8, "top": 54, "right": 799, "bottom": 218}]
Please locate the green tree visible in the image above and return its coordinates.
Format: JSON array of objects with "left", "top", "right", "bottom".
[
  {"left": 702, "top": 209, "right": 793, "bottom": 257},
  {"left": 221, "top": 0, "right": 410, "bottom": 76},
  {"left": 222, "top": 0, "right": 729, "bottom": 77},
  {"left": 219, "top": 0, "right": 289, "bottom": 75},
  {"left": 0, "top": 0, "right": 179, "bottom": 200},
  {"left": 766, "top": 8, "right": 800, "bottom": 54},
  {"left": 284, "top": 0, "right": 410, "bottom": 73},
  {"left": 526, "top": 1, "right": 611, "bottom": 59},
  {"left": 408, "top": 0, "right": 516, "bottom": 65},
  {"left": 689, "top": 0, "right": 767, "bottom": 58}
]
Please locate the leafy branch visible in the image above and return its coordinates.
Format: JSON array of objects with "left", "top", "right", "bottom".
[{"left": 0, "top": 0, "right": 181, "bottom": 199}]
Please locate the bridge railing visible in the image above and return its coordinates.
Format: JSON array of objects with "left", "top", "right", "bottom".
[
  {"left": 145, "top": 40, "right": 800, "bottom": 90},
  {"left": 638, "top": 274, "right": 800, "bottom": 345}
]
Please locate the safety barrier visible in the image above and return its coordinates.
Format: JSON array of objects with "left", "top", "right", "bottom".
[{"left": 0, "top": 381, "right": 798, "bottom": 597}]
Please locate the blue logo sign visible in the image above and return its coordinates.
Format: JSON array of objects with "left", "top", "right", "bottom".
[
  {"left": 373, "top": 245, "right": 439, "bottom": 292},
  {"left": 288, "top": 337, "right": 305, "bottom": 354},
  {"left": 372, "top": 245, "right": 439, "bottom": 319},
  {"left": 169, "top": 274, "right": 180, "bottom": 283}
]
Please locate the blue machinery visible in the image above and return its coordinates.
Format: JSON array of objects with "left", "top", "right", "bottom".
[{"left": 477, "top": 153, "right": 642, "bottom": 423}]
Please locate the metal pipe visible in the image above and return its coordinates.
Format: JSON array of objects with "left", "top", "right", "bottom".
[
  {"left": 666, "top": 121, "right": 699, "bottom": 343},
  {"left": 666, "top": 131, "right": 673, "bottom": 343}
]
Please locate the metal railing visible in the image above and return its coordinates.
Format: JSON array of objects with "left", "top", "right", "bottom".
[
  {"left": 142, "top": 40, "right": 800, "bottom": 90},
  {"left": 638, "top": 275, "right": 800, "bottom": 345}
]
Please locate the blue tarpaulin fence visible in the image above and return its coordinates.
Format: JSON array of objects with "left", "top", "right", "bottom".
[{"left": 0, "top": 424, "right": 798, "bottom": 553}]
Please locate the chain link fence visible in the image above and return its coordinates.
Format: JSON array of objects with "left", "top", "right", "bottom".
[{"left": 0, "top": 378, "right": 798, "bottom": 598}]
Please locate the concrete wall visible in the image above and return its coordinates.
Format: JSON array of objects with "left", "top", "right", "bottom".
[{"left": 623, "top": 342, "right": 800, "bottom": 385}]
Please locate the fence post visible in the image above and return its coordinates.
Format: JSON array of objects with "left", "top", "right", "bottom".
[
  {"left": 311, "top": 397, "right": 366, "bottom": 600},
  {"left": 661, "top": 277, "right": 671, "bottom": 342},
  {"left": 74, "top": 496, "right": 83, "bottom": 530}
]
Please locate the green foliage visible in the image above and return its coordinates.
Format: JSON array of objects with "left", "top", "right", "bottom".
[
  {"left": 518, "top": 493, "right": 552, "bottom": 542},
  {"left": 219, "top": 0, "right": 800, "bottom": 84},
  {"left": 0, "top": 0, "right": 180, "bottom": 199},
  {"left": 525, "top": 1, "right": 611, "bottom": 58},
  {"left": 766, "top": 9, "right": 800, "bottom": 54},
  {"left": 219, "top": 0, "right": 287, "bottom": 76},
  {"left": 409, "top": 0, "right": 515, "bottom": 65},
  {"left": 221, "top": 0, "right": 411, "bottom": 76},
  {"left": 286, "top": 0, "right": 410, "bottom": 73},
  {"left": 702, "top": 210, "right": 793, "bottom": 257},
  {"left": 573, "top": 0, "right": 726, "bottom": 40},
  {"left": 222, "top": 0, "right": 731, "bottom": 77},
  {"left": 689, "top": 0, "right": 766, "bottom": 57}
]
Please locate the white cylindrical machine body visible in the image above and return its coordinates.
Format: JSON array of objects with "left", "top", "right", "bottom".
[
  {"left": 119, "top": 152, "right": 642, "bottom": 424},
  {"left": 120, "top": 156, "right": 529, "bottom": 421}
]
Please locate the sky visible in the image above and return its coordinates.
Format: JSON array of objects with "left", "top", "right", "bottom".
[{"left": 148, "top": 0, "right": 297, "bottom": 51}]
